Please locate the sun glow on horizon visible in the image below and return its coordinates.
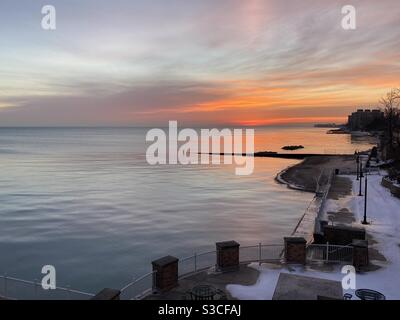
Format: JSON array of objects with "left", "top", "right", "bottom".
[{"left": 235, "top": 116, "right": 348, "bottom": 127}]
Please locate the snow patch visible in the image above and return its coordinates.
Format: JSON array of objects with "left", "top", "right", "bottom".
[{"left": 227, "top": 174, "right": 400, "bottom": 300}]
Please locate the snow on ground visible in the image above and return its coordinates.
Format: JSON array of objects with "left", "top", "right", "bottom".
[
  {"left": 227, "top": 264, "right": 346, "bottom": 300},
  {"left": 227, "top": 174, "right": 400, "bottom": 300}
]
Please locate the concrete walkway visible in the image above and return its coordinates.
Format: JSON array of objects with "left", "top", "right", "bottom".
[{"left": 272, "top": 273, "right": 343, "bottom": 300}]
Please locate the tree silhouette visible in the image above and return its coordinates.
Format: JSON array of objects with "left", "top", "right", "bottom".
[{"left": 379, "top": 88, "right": 400, "bottom": 148}]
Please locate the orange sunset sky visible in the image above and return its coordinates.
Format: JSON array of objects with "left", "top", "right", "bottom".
[{"left": 0, "top": 0, "right": 399, "bottom": 127}]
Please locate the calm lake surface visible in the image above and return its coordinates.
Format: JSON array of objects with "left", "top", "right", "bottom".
[{"left": 0, "top": 126, "right": 376, "bottom": 292}]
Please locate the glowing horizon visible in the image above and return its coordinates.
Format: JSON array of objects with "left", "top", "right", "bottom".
[{"left": 0, "top": 0, "right": 399, "bottom": 127}]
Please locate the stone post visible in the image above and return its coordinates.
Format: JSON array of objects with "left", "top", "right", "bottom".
[
  {"left": 284, "top": 237, "right": 307, "bottom": 264},
  {"left": 152, "top": 255, "right": 179, "bottom": 292},
  {"left": 352, "top": 239, "right": 369, "bottom": 269},
  {"left": 216, "top": 241, "right": 240, "bottom": 272},
  {"left": 91, "top": 288, "right": 121, "bottom": 300}
]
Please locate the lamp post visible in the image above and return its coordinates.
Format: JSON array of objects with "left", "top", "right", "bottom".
[
  {"left": 356, "top": 155, "right": 360, "bottom": 180},
  {"left": 362, "top": 163, "right": 370, "bottom": 225},
  {"left": 358, "top": 162, "right": 363, "bottom": 196}
]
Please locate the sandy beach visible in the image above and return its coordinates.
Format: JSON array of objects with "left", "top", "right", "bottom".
[{"left": 277, "top": 155, "right": 357, "bottom": 192}]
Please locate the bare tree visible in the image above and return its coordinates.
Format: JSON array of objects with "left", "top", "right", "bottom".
[{"left": 379, "top": 88, "right": 400, "bottom": 147}]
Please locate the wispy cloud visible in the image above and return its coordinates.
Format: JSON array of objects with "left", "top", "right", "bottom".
[{"left": 0, "top": 0, "right": 399, "bottom": 126}]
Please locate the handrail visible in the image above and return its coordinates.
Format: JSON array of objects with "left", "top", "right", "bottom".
[
  {"left": 120, "top": 270, "right": 156, "bottom": 293},
  {"left": 119, "top": 242, "right": 285, "bottom": 299},
  {"left": 291, "top": 195, "right": 316, "bottom": 235},
  {"left": 0, "top": 275, "right": 95, "bottom": 298},
  {"left": 2, "top": 239, "right": 352, "bottom": 300},
  {"left": 180, "top": 249, "right": 216, "bottom": 262},
  {"left": 306, "top": 242, "right": 353, "bottom": 263},
  {"left": 307, "top": 243, "right": 353, "bottom": 249},
  {"left": 240, "top": 244, "right": 282, "bottom": 249},
  {"left": 196, "top": 250, "right": 218, "bottom": 257}
]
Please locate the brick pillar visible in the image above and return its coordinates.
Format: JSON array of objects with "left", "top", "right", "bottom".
[
  {"left": 352, "top": 240, "right": 369, "bottom": 269},
  {"left": 91, "top": 288, "right": 121, "bottom": 300},
  {"left": 284, "top": 237, "right": 306, "bottom": 264},
  {"left": 152, "top": 255, "right": 179, "bottom": 292},
  {"left": 216, "top": 241, "right": 240, "bottom": 272}
]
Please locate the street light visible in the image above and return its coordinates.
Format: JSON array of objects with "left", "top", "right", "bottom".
[
  {"left": 356, "top": 155, "right": 360, "bottom": 180},
  {"left": 358, "top": 162, "right": 363, "bottom": 196},
  {"left": 362, "top": 162, "right": 370, "bottom": 225}
]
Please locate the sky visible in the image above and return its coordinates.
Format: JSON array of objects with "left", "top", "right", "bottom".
[{"left": 0, "top": 0, "right": 399, "bottom": 127}]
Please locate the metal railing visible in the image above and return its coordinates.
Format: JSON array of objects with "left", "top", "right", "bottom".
[
  {"left": 240, "top": 244, "right": 284, "bottom": 264},
  {"left": 0, "top": 275, "right": 95, "bottom": 300},
  {"left": 178, "top": 250, "right": 217, "bottom": 279},
  {"left": 120, "top": 271, "right": 157, "bottom": 300},
  {"left": 118, "top": 243, "right": 284, "bottom": 300},
  {"left": 316, "top": 170, "right": 334, "bottom": 217},
  {"left": 2, "top": 241, "right": 352, "bottom": 300},
  {"left": 306, "top": 243, "right": 353, "bottom": 263},
  {"left": 177, "top": 244, "right": 284, "bottom": 280}
]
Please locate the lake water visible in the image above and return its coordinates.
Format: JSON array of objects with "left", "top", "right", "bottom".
[{"left": 0, "top": 126, "right": 376, "bottom": 293}]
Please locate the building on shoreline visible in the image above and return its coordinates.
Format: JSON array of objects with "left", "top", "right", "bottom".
[
  {"left": 314, "top": 123, "right": 338, "bottom": 128},
  {"left": 347, "top": 109, "right": 384, "bottom": 131}
]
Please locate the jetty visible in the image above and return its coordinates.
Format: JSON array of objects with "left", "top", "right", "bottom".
[{"left": 204, "top": 152, "right": 351, "bottom": 160}]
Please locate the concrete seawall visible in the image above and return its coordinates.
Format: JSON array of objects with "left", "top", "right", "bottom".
[{"left": 276, "top": 156, "right": 351, "bottom": 243}]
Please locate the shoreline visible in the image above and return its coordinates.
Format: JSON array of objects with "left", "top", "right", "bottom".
[
  {"left": 275, "top": 162, "right": 309, "bottom": 192},
  {"left": 276, "top": 154, "right": 359, "bottom": 241},
  {"left": 276, "top": 155, "right": 357, "bottom": 193}
]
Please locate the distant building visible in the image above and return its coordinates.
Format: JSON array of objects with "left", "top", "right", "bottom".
[
  {"left": 347, "top": 109, "right": 384, "bottom": 131},
  {"left": 314, "top": 123, "right": 338, "bottom": 128}
]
